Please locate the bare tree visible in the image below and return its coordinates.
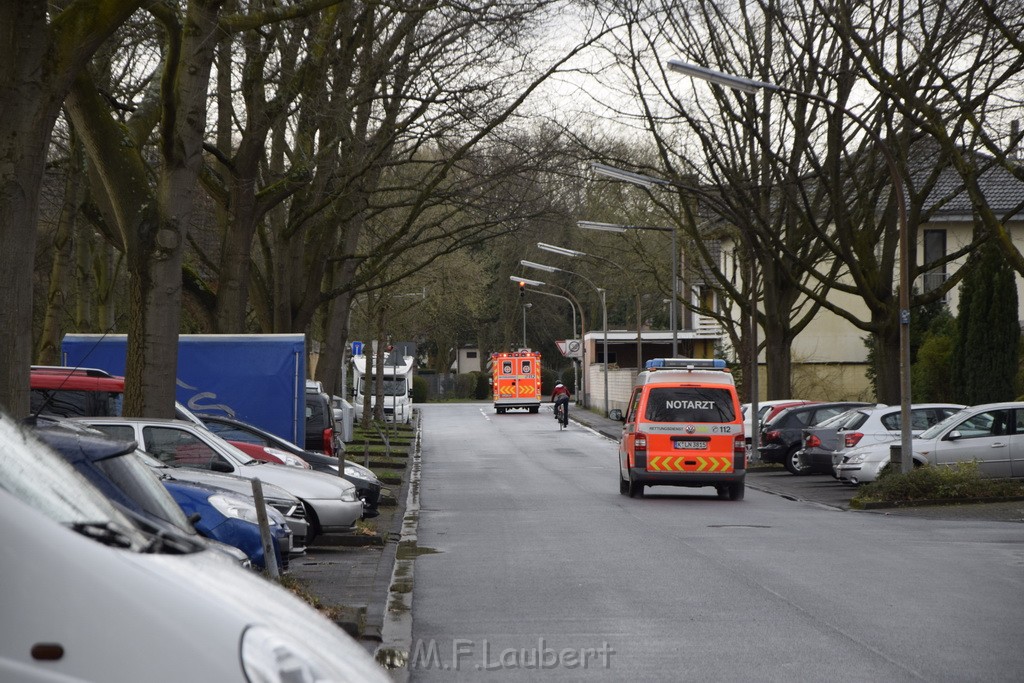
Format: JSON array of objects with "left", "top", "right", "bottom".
[{"left": 0, "top": 0, "right": 146, "bottom": 417}]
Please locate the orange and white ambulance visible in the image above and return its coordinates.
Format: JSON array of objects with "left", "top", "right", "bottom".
[
  {"left": 491, "top": 350, "right": 542, "bottom": 414},
  {"left": 618, "top": 358, "right": 746, "bottom": 500}
]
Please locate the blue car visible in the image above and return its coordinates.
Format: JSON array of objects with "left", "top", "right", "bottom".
[
  {"left": 28, "top": 417, "right": 290, "bottom": 572},
  {"left": 161, "top": 476, "right": 292, "bottom": 571}
]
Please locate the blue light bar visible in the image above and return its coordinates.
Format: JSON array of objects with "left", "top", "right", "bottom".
[{"left": 645, "top": 358, "right": 727, "bottom": 370}]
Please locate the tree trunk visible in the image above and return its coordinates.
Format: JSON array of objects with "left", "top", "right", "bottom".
[
  {"left": 37, "top": 138, "right": 85, "bottom": 365},
  {"left": 872, "top": 315, "right": 902, "bottom": 405},
  {"left": 0, "top": 0, "right": 145, "bottom": 416},
  {"left": 125, "top": 0, "right": 225, "bottom": 416},
  {"left": 0, "top": 4, "right": 63, "bottom": 416}
]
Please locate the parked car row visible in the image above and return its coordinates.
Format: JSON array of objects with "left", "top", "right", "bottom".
[
  {"left": 835, "top": 402, "right": 1024, "bottom": 484},
  {"left": 798, "top": 403, "right": 964, "bottom": 475},
  {"left": 29, "top": 362, "right": 387, "bottom": 561},
  {"left": 28, "top": 416, "right": 291, "bottom": 571},
  {"left": 0, "top": 412, "right": 391, "bottom": 681},
  {"left": 753, "top": 399, "right": 1024, "bottom": 485},
  {"left": 757, "top": 401, "right": 878, "bottom": 473}
]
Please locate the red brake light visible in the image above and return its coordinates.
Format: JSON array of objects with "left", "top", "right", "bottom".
[
  {"left": 322, "top": 427, "right": 334, "bottom": 455},
  {"left": 634, "top": 433, "right": 647, "bottom": 452},
  {"left": 733, "top": 434, "right": 745, "bottom": 455},
  {"left": 844, "top": 432, "right": 863, "bottom": 448},
  {"left": 805, "top": 434, "right": 821, "bottom": 448},
  {"left": 765, "top": 429, "right": 782, "bottom": 443}
]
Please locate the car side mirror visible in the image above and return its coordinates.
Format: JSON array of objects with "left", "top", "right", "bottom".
[
  {"left": 608, "top": 408, "right": 623, "bottom": 422},
  {"left": 947, "top": 430, "right": 962, "bottom": 441}
]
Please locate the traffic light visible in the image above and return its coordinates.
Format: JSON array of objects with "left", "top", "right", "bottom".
[{"left": 519, "top": 281, "right": 525, "bottom": 298}]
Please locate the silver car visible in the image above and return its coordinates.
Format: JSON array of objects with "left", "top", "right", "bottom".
[
  {"left": 76, "top": 417, "right": 364, "bottom": 543},
  {"left": 837, "top": 402, "right": 1024, "bottom": 484},
  {"left": 803, "top": 403, "right": 963, "bottom": 477},
  {"left": 0, "top": 412, "right": 391, "bottom": 682}
]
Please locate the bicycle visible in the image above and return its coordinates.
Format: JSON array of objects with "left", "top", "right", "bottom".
[{"left": 554, "top": 401, "right": 568, "bottom": 430}]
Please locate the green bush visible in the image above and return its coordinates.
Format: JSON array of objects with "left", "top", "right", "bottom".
[
  {"left": 473, "top": 371, "right": 490, "bottom": 400},
  {"left": 540, "top": 368, "right": 558, "bottom": 397},
  {"left": 412, "top": 376, "right": 429, "bottom": 403},
  {"left": 852, "top": 461, "right": 1024, "bottom": 506}
]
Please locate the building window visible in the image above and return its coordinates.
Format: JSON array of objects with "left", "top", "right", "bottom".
[
  {"left": 923, "top": 229, "right": 947, "bottom": 296},
  {"left": 466, "top": 351, "right": 477, "bottom": 359}
]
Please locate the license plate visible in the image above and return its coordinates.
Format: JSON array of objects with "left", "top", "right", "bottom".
[{"left": 674, "top": 441, "right": 707, "bottom": 450}]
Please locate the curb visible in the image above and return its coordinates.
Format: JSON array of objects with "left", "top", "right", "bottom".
[
  {"left": 852, "top": 494, "right": 1024, "bottom": 510},
  {"left": 374, "top": 413, "right": 422, "bottom": 681}
]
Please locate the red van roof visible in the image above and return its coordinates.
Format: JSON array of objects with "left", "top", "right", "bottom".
[{"left": 30, "top": 366, "right": 125, "bottom": 392}]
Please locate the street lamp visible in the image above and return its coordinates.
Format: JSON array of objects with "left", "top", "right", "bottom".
[
  {"left": 583, "top": 165, "right": 684, "bottom": 356},
  {"left": 522, "top": 303, "right": 532, "bottom": 348},
  {"left": 521, "top": 258, "right": 610, "bottom": 417},
  {"left": 513, "top": 280, "right": 585, "bottom": 405},
  {"left": 537, "top": 242, "right": 644, "bottom": 369},
  {"left": 576, "top": 218, "right": 679, "bottom": 356},
  {"left": 667, "top": 58, "right": 912, "bottom": 473},
  {"left": 509, "top": 274, "right": 589, "bottom": 409}
]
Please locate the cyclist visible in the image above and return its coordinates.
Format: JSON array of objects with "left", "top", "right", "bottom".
[{"left": 551, "top": 381, "right": 571, "bottom": 426}]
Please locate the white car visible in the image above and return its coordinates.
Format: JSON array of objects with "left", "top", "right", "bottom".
[
  {"left": 0, "top": 413, "right": 390, "bottom": 682},
  {"left": 803, "top": 403, "right": 963, "bottom": 477},
  {"left": 837, "top": 402, "right": 1024, "bottom": 485},
  {"left": 77, "top": 417, "right": 364, "bottom": 543}
]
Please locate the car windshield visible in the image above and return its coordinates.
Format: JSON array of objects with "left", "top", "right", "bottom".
[
  {"left": 96, "top": 451, "right": 195, "bottom": 532},
  {"left": 644, "top": 387, "right": 736, "bottom": 422},
  {"left": 820, "top": 410, "right": 861, "bottom": 429},
  {"left": 0, "top": 415, "right": 149, "bottom": 550},
  {"left": 358, "top": 378, "right": 407, "bottom": 397},
  {"left": 918, "top": 407, "right": 972, "bottom": 440}
]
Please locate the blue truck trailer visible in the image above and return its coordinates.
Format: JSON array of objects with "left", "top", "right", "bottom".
[{"left": 61, "top": 334, "right": 306, "bottom": 446}]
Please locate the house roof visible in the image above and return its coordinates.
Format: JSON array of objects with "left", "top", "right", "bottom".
[{"left": 915, "top": 145, "right": 1024, "bottom": 220}]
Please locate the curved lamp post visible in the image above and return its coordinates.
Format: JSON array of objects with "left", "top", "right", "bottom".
[
  {"left": 510, "top": 276, "right": 585, "bottom": 406},
  {"left": 521, "top": 259, "right": 609, "bottom": 417},
  {"left": 580, "top": 180, "right": 680, "bottom": 359},
  {"left": 537, "top": 242, "right": 644, "bottom": 369},
  {"left": 576, "top": 220, "right": 680, "bottom": 357},
  {"left": 667, "top": 58, "right": 912, "bottom": 473}
]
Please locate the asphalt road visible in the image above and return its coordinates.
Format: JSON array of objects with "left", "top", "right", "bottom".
[{"left": 408, "top": 403, "right": 1024, "bottom": 682}]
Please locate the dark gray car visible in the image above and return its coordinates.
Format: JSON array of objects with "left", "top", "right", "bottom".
[{"left": 758, "top": 402, "right": 874, "bottom": 474}]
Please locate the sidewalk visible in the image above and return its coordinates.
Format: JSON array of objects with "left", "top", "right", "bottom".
[{"left": 285, "top": 419, "right": 419, "bottom": 680}]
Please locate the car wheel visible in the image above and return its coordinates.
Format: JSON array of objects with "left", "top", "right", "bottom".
[
  {"left": 716, "top": 485, "right": 729, "bottom": 499},
  {"left": 784, "top": 447, "right": 808, "bottom": 475},
  {"left": 727, "top": 482, "right": 745, "bottom": 500},
  {"left": 627, "top": 470, "right": 644, "bottom": 498},
  {"left": 619, "top": 471, "right": 628, "bottom": 495},
  {"left": 529, "top": 406, "right": 539, "bottom": 414}
]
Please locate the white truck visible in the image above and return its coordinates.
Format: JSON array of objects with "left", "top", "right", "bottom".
[{"left": 351, "top": 352, "right": 415, "bottom": 424}]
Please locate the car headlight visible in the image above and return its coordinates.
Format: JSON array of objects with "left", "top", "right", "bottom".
[
  {"left": 344, "top": 465, "right": 367, "bottom": 478},
  {"left": 340, "top": 488, "right": 358, "bottom": 503},
  {"left": 241, "top": 625, "right": 338, "bottom": 682},
  {"left": 266, "top": 447, "right": 307, "bottom": 469},
  {"left": 847, "top": 454, "right": 866, "bottom": 464},
  {"left": 208, "top": 493, "right": 261, "bottom": 525}
]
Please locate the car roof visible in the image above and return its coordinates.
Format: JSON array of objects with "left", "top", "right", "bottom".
[
  {"left": 30, "top": 366, "right": 125, "bottom": 391},
  {"left": 768, "top": 401, "right": 872, "bottom": 421},
  {"left": 73, "top": 416, "right": 207, "bottom": 430},
  {"left": 29, "top": 419, "right": 138, "bottom": 464}
]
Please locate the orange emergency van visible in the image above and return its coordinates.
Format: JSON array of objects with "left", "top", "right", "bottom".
[
  {"left": 618, "top": 358, "right": 746, "bottom": 500},
  {"left": 491, "top": 350, "right": 542, "bottom": 414}
]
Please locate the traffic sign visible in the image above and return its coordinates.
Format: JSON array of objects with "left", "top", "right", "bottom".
[{"left": 351, "top": 341, "right": 363, "bottom": 356}]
